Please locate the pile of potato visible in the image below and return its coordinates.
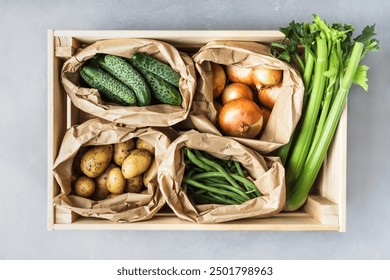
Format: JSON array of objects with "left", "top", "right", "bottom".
[{"left": 72, "top": 138, "right": 156, "bottom": 200}]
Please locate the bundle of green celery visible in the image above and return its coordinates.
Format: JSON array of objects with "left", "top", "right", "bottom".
[{"left": 271, "top": 14, "right": 379, "bottom": 211}]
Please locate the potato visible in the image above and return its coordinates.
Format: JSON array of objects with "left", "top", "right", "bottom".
[
  {"left": 136, "top": 138, "right": 155, "bottom": 154},
  {"left": 126, "top": 175, "right": 144, "bottom": 193},
  {"left": 80, "top": 145, "right": 113, "bottom": 178},
  {"left": 107, "top": 167, "right": 126, "bottom": 194},
  {"left": 72, "top": 146, "right": 89, "bottom": 176},
  {"left": 113, "top": 139, "right": 135, "bottom": 166},
  {"left": 92, "top": 163, "right": 116, "bottom": 200},
  {"left": 74, "top": 176, "right": 96, "bottom": 198},
  {"left": 143, "top": 159, "right": 157, "bottom": 186},
  {"left": 122, "top": 149, "right": 152, "bottom": 179}
]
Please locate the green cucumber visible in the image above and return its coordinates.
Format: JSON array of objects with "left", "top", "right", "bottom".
[
  {"left": 132, "top": 62, "right": 182, "bottom": 106},
  {"left": 130, "top": 52, "right": 181, "bottom": 87},
  {"left": 96, "top": 54, "right": 151, "bottom": 106},
  {"left": 80, "top": 64, "right": 137, "bottom": 106}
]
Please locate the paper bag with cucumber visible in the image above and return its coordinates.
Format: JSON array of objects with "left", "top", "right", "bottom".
[{"left": 61, "top": 39, "right": 196, "bottom": 127}]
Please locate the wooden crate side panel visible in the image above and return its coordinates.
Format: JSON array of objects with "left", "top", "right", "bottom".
[
  {"left": 48, "top": 30, "right": 68, "bottom": 230},
  {"left": 66, "top": 97, "right": 80, "bottom": 129},
  {"left": 315, "top": 106, "right": 347, "bottom": 231},
  {"left": 47, "top": 30, "right": 55, "bottom": 231},
  {"left": 53, "top": 30, "right": 285, "bottom": 45},
  {"left": 52, "top": 213, "right": 339, "bottom": 231}
]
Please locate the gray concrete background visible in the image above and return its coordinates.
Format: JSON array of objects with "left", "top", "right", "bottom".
[{"left": 0, "top": 0, "right": 389, "bottom": 259}]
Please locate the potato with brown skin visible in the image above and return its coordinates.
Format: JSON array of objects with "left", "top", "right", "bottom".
[
  {"left": 143, "top": 159, "right": 157, "bottom": 187},
  {"left": 92, "top": 163, "right": 116, "bottom": 200},
  {"left": 80, "top": 145, "right": 113, "bottom": 178},
  {"left": 126, "top": 175, "right": 144, "bottom": 193},
  {"left": 113, "top": 139, "right": 135, "bottom": 166},
  {"left": 72, "top": 146, "right": 89, "bottom": 176},
  {"left": 122, "top": 149, "right": 152, "bottom": 179},
  {"left": 107, "top": 167, "right": 126, "bottom": 194},
  {"left": 74, "top": 176, "right": 96, "bottom": 198},
  {"left": 136, "top": 138, "right": 155, "bottom": 154}
]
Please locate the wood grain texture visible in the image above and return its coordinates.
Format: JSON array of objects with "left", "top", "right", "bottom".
[
  {"left": 53, "top": 213, "right": 339, "bottom": 231},
  {"left": 304, "top": 195, "right": 339, "bottom": 225},
  {"left": 54, "top": 36, "right": 81, "bottom": 59},
  {"left": 49, "top": 30, "right": 345, "bottom": 231}
]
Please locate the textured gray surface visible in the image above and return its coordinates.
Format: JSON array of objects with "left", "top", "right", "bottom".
[{"left": 0, "top": 0, "right": 389, "bottom": 259}]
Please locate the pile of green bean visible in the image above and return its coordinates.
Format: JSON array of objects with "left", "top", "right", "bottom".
[{"left": 182, "top": 148, "right": 262, "bottom": 205}]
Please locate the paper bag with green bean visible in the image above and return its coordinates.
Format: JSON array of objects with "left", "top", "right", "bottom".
[{"left": 158, "top": 130, "right": 285, "bottom": 223}]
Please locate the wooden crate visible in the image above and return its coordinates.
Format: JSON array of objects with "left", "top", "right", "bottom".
[{"left": 48, "top": 30, "right": 347, "bottom": 231}]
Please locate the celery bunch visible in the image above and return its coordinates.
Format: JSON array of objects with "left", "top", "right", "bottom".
[{"left": 271, "top": 15, "right": 379, "bottom": 211}]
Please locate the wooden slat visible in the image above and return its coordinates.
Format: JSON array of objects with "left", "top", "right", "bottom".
[
  {"left": 55, "top": 206, "right": 79, "bottom": 224},
  {"left": 304, "top": 195, "right": 339, "bottom": 225},
  {"left": 54, "top": 36, "right": 81, "bottom": 59},
  {"left": 53, "top": 213, "right": 339, "bottom": 231},
  {"left": 47, "top": 30, "right": 55, "bottom": 231},
  {"left": 53, "top": 30, "right": 285, "bottom": 45},
  {"left": 314, "top": 106, "right": 347, "bottom": 231},
  {"left": 48, "top": 30, "right": 68, "bottom": 230},
  {"left": 66, "top": 97, "right": 80, "bottom": 129}
]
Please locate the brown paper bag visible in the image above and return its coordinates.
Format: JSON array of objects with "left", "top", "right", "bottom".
[
  {"left": 61, "top": 38, "right": 196, "bottom": 127},
  {"left": 158, "top": 130, "right": 285, "bottom": 223},
  {"left": 191, "top": 41, "right": 304, "bottom": 153},
  {"left": 52, "top": 118, "right": 178, "bottom": 223}
]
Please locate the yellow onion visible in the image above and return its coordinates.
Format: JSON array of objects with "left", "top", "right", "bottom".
[
  {"left": 213, "top": 101, "right": 223, "bottom": 120},
  {"left": 252, "top": 67, "right": 282, "bottom": 90},
  {"left": 260, "top": 106, "right": 271, "bottom": 128},
  {"left": 211, "top": 63, "right": 226, "bottom": 99},
  {"left": 221, "top": 83, "right": 253, "bottom": 104},
  {"left": 219, "top": 98, "right": 263, "bottom": 139},
  {"left": 258, "top": 82, "right": 283, "bottom": 109},
  {"left": 226, "top": 65, "right": 254, "bottom": 88}
]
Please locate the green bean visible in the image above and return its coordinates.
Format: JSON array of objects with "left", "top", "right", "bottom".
[
  {"left": 193, "top": 150, "right": 216, "bottom": 169},
  {"left": 183, "top": 169, "right": 196, "bottom": 193},
  {"left": 231, "top": 174, "right": 262, "bottom": 196},
  {"left": 191, "top": 194, "right": 214, "bottom": 204},
  {"left": 194, "top": 150, "right": 243, "bottom": 191},
  {"left": 183, "top": 178, "right": 247, "bottom": 204},
  {"left": 202, "top": 151, "right": 227, "bottom": 166},
  {"left": 192, "top": 189, "right": 207, "bottom": 195},
  {"left": 234, "top": 161, "right": 245, "bottom": 177},
  {"left": 190, "top": 173, "right": 251, "bottom": 200},
  {"left": 206, "top": 192, "right": 239, "bottom": 205},
  {"left": 184, "top": 148, "right": 214, "bottom": 172},
  {"left": 192, "top": 191, "right": 239, "bottom": 205},
  {"left": 245, "top": 189, "right": 258, "bottom": 194},
  {"left": 199, "top": 177, "right": 228, "bottom": 185},
  {"left": 226, "top": 160, "right": 236, "bottom": 172},
  {"left": 210, "top": 182, "right": 251, "bottom": 201},
  {"left": 190, "top": 171, "right": 261, "bottom": 197}
]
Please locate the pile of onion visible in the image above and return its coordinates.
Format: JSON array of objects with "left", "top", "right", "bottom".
[{"left": 211, "top": 62, "right": 283, "bottom": 139}]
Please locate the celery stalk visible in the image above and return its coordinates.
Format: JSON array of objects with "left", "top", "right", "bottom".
[
  {"left": 285, "top": 42, "right": 364, "bottom": 211},
  {"left": 285, "top": 38, "right": 328, "bottom": 186},
  {"left": 271, "top": 16, "right": 379, "bottom": 212}
]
